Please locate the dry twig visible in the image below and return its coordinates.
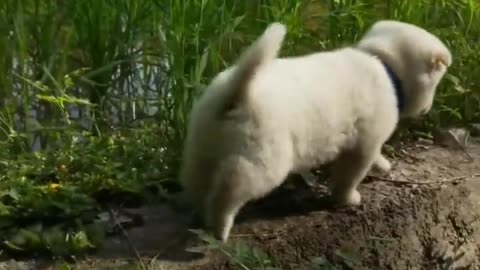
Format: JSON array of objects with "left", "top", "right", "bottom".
[
  {"left": 108, "top": 208, "right": 146, "bottom": 269},
  {"left": 369, "top": 173, "right": 480, "bottom": 186}
]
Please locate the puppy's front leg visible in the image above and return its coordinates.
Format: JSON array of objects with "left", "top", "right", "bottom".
[
  {"left": 373, "top": 153, "right": 391, "bottom": 173},
  {"left": 329, "top": 144, "right": 380, "bottom": 205}
]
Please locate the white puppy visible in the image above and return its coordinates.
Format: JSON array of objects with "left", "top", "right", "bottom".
[{"left": 178, "top": 20, "right": 452, "bottom": 242}]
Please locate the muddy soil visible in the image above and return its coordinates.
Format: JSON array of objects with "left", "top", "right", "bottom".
[{"left": 2, "top": 138, "right": 480, "bottom": 270}]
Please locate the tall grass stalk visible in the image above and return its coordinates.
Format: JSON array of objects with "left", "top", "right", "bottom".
[{"left": 0, "top": 0, "right": 477, "bottom": 165}]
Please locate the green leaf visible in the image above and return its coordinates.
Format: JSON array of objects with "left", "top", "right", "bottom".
[
  {"left": 7, "top": 188, "right": 19, "bottom": 201},
  {"left": 232, "top": 15, "right": 246, "bottom": 29},
  {"left": 36, "top": 94, "right": 60, "bottom": 105},
  {"left": 195, "top": 49, "right": 209, "bottom": 86},
  {"left": 63, "top": 74, "right": 74, "bottom": 88},
  {"left": 43, "top": 226, "right": 68, "bottom": 255},
  {"left": 3, "top": 228, "right": 34, "bottom": 251},
  {"left": 18, "top": 228, "right": 43, "bottom": 250},
  {"left": 71, "top": 230, "right": 96, "bottom": 252},
  {"left": 335, "top": 249, "right": 361, "bottom": 268},
  {"left": 3, "top": 240, "right": 25, "bottom": 251}
]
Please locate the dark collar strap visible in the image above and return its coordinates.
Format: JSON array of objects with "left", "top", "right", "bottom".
[{"left": 382, "top": 62, "right": 405, "bottom": 112}]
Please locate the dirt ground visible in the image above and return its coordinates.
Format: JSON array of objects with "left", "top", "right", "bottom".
[
  {"left": 2, "top": 137, "right": 480, "bottom": 270},
  {"left": 177, "top": 138, "right": 480, "bottom": 270}
]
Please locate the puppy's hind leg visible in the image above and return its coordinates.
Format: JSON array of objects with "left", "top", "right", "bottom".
[
  {"left": 204, "top": 157, "right": 276, "bottom": 242},
  {"left": 329, "top": 142, "right": 383, "bottom": 206},
  {"left": 204, "top": 176, "right": 245, "bottom": 242},
  {"left": 373, "top": 153, "right": 391, "bottom": 173},
  {"left": 205, "top": 156, "right": 290, "bottom": 242}
]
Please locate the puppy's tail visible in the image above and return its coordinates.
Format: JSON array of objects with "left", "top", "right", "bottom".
[{"left": 220, "top": 22, "right": 286, "bottom": 114}]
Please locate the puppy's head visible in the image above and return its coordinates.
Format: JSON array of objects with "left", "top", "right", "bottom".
[{"left": 356, "top": 20, "right": 452, "bottom": 118}]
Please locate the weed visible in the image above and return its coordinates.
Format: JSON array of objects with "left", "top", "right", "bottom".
[{"left": 189, "top": 229, "right": 356, "bottom": 270}]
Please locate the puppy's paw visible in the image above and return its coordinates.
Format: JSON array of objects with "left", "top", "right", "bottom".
[
  {"left": 209, "top": 227, "right": 228, "bottom": 243},
  {"left": 331, "top": 189, "right": 362, "bottom": 206},
  {"left": 373, "top": 154, "right": 391, "bottom": 173},
  {"left": 206, "top": 222, "right": 229, "bottom": 243},
  {"left": 345, "top": 189, "right": 362, "bottom": 205},
  {"left": 206, "top": 211, "right": 234, "bottom": 243}
]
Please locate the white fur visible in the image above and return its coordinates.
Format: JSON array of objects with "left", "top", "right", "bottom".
[{"left": 178, "top": 20, "right": 452, "bottom": 242}]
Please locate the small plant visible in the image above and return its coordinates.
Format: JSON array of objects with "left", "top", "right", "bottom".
[
  {"left": 189, "top": 229, "right": 358, "bottom": 270},
  {"left": 189, "top": 229, "right": 281, "bottom": 270}
]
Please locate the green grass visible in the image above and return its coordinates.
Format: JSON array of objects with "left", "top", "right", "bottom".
[
  {"left": 184, "top": 229, "right": 354, "bottom": 270},
  {"left": 0, "top": 0, "right": 479, "bottom": 260}
]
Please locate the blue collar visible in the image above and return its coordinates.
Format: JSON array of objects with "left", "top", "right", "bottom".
[{"left": 382, "top": 62, "right": 405, "bottom": 112}]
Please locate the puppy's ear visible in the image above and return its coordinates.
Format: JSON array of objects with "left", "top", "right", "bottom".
[{"left": 429, "top": 50, "right": 451, "bottom": 72}]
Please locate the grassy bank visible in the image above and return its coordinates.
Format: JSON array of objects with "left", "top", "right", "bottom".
[{"left": 0, "top": 0, "right": 478, "bottom": 258}]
